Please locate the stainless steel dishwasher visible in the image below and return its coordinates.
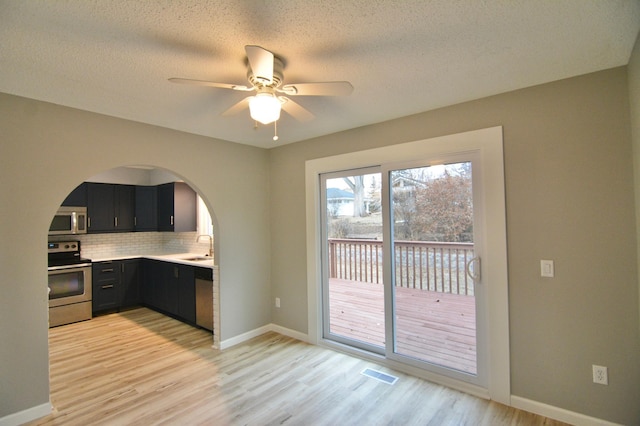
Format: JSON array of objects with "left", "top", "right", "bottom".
[{"left": 195, "top": 267, "right": 213, "bottom": 332}]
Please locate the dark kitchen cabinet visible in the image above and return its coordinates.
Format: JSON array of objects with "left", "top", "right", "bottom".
[
  {"left": 87, "top": 183, "right": 114, "bottom": 232},
  {"left": 157, "top": 182, "right": 197, "bottom": 232},
  {"left": 141, "top": 259, "right": 164, "bottom": 308},
  {"left": 92, "top": 261, "right": 119, "bottom": 312},
  {"left": 61, "top": 182, "right": 87, "bottom": 207},
  {"left": 92, "top": 259, "right": 140, "bottom": 313},
  {"left": 116, "top": 185, "right": 135, "bottom": 231},
  {"left": 87, "top": 183, "right": 135, "bottom": 233},
  {"left": 141, "top": 260, "right": 196, "bottom": 325},
  {"left": 119, "top": 259, "right": 140, "bottom": 308},
  {"left": 135, "top": 185, "right": 157, "bottom": 231},
  {"left": 176, "top": 264, "right": 196, "bottom": 323}
]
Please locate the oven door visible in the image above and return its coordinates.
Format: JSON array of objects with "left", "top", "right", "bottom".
[{"left": 48, "top": 264, "right": 92, "bottom": 307}]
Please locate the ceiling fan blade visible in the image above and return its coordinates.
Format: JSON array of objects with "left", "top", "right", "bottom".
[
  {"left": 245, "top": 45, "right": 274, "bottom": 84},
  {"left": 280, "top": 81, "right": 353, "bottom": 96},
  {"left": 221, "top": 97, "right": 251, "bottom": 116},
  {"left": 280, "top": 97, "right": 314, "bottom": 122},
  {"left": 169, "top": 78, "right": 252, "bottom": 91}
]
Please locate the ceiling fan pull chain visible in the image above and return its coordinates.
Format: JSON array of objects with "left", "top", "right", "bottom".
[{"left": 273, "top": 120, "right": 279, "bottom": 141}]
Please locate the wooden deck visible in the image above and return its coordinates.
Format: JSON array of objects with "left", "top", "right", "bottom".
[{"left": 329, "top": 278, "right": 477, "bottom": 374}]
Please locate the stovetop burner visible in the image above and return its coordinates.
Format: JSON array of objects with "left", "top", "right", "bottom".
[
  {"left": 48, "top": 257, "right": 92, "bottom": 267},
  {"left": 48, "top": 240, "right": 91, "bottom": 268}
]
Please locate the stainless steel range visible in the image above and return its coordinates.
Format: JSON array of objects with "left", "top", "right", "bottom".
[{"left": 47, "top": 240, "right": 92, "bottom": 327}]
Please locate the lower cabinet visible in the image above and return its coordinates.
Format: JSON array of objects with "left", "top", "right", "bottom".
[
  {"left": 94, "top": 258, "right": 199, "bottom": 326},
  {"left": 120, "top": 259, "right": 140, "bottom": 308},
  {"left": 92, "top": 261, "right": 119, "bottom": 312},
  {"left": 176, "top": 264, "right": 195, "bottom": 323},
  {"left": 92, "top": 259, "right": 140, "bottom": 313},
  {"left": 140, "top": 259, "right": 196, "bottom": 325}
]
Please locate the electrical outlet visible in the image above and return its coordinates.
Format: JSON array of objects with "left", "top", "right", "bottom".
[
  {"left": 275, "top": 297, "right": 281, "bottom": 308},
  {"left": 592, "top": 365, "right": 608, "bottom": 385}
]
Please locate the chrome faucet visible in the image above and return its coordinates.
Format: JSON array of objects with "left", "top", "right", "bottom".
[{"left": 196, "top": 234, "right": 213, "bottom": 257}]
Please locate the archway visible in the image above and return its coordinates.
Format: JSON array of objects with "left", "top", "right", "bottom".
[{"left": 46, "top": 164, "right": 221, "bottom": 405}]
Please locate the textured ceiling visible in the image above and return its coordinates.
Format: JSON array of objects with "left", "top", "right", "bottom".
[{"left": 1, "top": 1, "right": 639, "bottom": 148}]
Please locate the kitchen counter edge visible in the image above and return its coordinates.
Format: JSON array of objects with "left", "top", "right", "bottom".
[{"left": 90, "top": 253, "right": 217, "bottom": 269}]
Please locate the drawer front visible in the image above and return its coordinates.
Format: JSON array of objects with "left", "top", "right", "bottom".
[{"left": 93, "top": 261, "right": 118, "bottom": 278}]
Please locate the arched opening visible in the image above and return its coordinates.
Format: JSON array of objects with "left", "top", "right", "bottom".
[{"left": 46, "top": 165, "right": 221, "bottom": 402}]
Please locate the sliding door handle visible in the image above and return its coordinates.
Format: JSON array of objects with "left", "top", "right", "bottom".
[{"left": 466, "top": 256, "right": 481, "bottom": 283}]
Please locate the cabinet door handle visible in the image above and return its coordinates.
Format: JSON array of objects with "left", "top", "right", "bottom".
[
  {"left": 170, "top": 215, "right": 174, "bottom": 226},
  {"left": 102, "top": 268, "right": 114, "bottom": 273},
  {"left": 101, "top": 284, "right": 114, "bottom": 289},
  {"left": 88, "top": 217, "right": 91, "bottom": 228},
  {"left": 115, "top": 216, "right": 118, "bottom": 227},
  {"left": 134, "top": 217, "right": 137, "bottom": 226}
]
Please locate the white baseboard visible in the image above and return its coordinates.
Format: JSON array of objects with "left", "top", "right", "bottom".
[
  {"left": 268, "top": 323, "right": 309, "bottom": 343},
  {"left": 219, "top": 324, "right": 272, "bottom": 349},
  {"left": 510, "top": 395, "right": 622, "bottom": 426},
  {"left": 0, "top": 402, "right": 51, "bottom": 426},
  {"left": 219, "top": 323, "right": 308, "bottom": 349}
]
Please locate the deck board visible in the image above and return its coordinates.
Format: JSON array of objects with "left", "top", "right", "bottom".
[{"left": 329, "top": 278, "right": 477, "bottom": 374}]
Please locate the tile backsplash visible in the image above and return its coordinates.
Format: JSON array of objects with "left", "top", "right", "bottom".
[{"left": 49, "top": 232, "right": 213, "bottom": 262}]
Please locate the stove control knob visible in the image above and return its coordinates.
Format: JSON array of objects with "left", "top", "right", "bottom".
[{"left": 64, "top": 244, "right": 70, "bottom": 249}]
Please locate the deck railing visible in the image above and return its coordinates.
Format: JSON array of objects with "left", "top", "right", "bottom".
[{"left": 328, "top": 238, "right": 475, "bottom": 296}]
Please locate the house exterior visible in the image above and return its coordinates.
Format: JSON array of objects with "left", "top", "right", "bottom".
[
  {"left": 326, "top": 187, "right": 355, "bottom": 216},
  {"left": 1, "top": 34, "right": 640, "bottom": 426}
]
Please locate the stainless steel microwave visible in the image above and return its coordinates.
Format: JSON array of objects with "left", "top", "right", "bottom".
[{"left": 49, "top": 206, "right": 87, "bottom": 235}]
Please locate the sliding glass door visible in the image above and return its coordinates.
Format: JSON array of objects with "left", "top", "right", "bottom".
[
  {"left": 321, "top": 168, "right": 384, "bottom": 353},
  {"left": 321, "top": 154, "right": 486, "bottom": 385},
  {"left": 386, "top": 159, "right": 482, "bottom": 378}
]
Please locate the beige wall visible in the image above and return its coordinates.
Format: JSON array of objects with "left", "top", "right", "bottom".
[
  {"left": 0, "top": 93, "right": 271, "bottom": 417},
  {"left": 2, "top": 64, "right": 640, "bottom": 424},
  {"left": 270, "top": 67, "right": 640, "bottom": 424},
  {"left": 630, "top": 29, "right": 640, "bottom": 336}
]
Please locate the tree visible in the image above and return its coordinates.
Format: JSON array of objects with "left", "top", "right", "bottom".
[
  {"left": 391, "top": 163, "right": 473, "bottom": 242},
  {"left": 342, "top": 176, "right": 367, "bottom": 217},
  {"left": 414, "top": 169, "right": 473, "bottom": 242}
]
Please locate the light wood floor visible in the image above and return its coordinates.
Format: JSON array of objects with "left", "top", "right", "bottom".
[{"left": 29, "top": 308, "right": 567, "bottom": 425}]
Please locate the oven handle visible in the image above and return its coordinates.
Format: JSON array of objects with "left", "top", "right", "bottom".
[{"left": 47, "top": 262, "right": 92, "bottom": 271}]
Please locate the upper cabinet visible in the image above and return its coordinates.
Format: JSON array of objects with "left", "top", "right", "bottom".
[
  {"left": 135, "top": 185, "right": 158, "bottom": 232},
  {"left": 63, "top": 181, "right": 196, "bottom": 234},
  {"left": 61, "top": 182, "right": 87, "bottom": 207},
  {"left": 87, "top": 183, "right": 135, "bottom": 233},
  {"left": 157, "top": 182, "right": 197, "bottom": 232}
]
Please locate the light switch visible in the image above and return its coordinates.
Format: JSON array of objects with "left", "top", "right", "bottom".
[{"left": 541, "top": 260, "right": 554, "bottom": 278}]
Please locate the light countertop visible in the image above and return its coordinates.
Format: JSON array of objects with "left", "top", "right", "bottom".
[{"left": 90, "top": 252, "right": 216, "bottom": 269}]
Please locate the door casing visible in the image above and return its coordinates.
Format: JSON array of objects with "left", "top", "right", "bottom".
[{"left": 305, "top": 127, "right": 510, "bottom": 404}]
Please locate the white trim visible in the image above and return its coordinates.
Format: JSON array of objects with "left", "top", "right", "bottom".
[
  {"left": 269, "top": 323, "right": 310, "bottom": 343},
  {"left": 219, "top": 324, "right": 310, "bottom": 349},
  {"left": 305, "top": 126, "right": 510, "bottom": 404},
  {"left": 0, "top": 402, "right": 51, "bottom": 426},
  {"left": 219, "top": 324, "right": 272, "bottom": 349},
  {"left": 511, "top": 396, "right": 623, "bottom": 426}
]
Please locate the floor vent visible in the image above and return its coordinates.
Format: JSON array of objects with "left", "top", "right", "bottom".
[{"left": 361, "top": 368, "right": 398, "bottom": 385}]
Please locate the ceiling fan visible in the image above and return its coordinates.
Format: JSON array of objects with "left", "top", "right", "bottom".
[{"left": 169, "top": 45, "right": 353, "bottom": 139}]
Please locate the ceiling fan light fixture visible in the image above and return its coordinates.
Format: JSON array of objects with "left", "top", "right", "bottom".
[{"left": 249, "top": 93, "right": 281, "bottom": 124}]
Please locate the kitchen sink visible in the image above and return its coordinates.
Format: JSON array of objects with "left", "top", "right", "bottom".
[{"left": 180, "top": 256, "right": 211, "bottom": 262}]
